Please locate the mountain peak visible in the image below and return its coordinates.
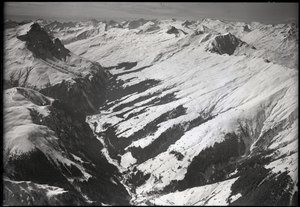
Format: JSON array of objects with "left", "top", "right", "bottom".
[
  {"left": 207, "top": 32, "right": 246, "bottom": 55},
  {"left": 30, "top": 22, "right": 42, "bottom": 30},
  {"left": 17, "top": 23, "right": 70, "bottom": 60}
]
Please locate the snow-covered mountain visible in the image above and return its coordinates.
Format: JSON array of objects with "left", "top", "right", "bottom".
[
  {"left": 4, "top": 22, "right": 109, "bottom": 114},
  {"left": 4, "top": 18, "right": 298, "bottom": 205}
]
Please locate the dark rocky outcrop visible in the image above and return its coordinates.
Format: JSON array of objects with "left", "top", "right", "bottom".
[
  {"left": 126, "top": 170, "right": 151, "bottom": 189},
  {"left": 207, "top": 33, "right": 246, "bottom": 55},
  {"left": 166, "top": 26, "right": 187, "bottom": 35},
  {"left": 116, "top": 61, "right": 138, "bottom": 70},
  {"left": 170, "top": 150, "right": 184, "bottom": 160},
  {"left": 17, "top": 23, "right": 70, "bottom": 60},
  {"left": 166, "top": 26, "right": 179, "bottom": 35},
  {"left": 182, "top": 20, "right": 196, "bottom": 28},
  {"left": 127, "top": 18, "right": 149, "bottom": 30},
  {"left": 243, "top": 25, "right": 251, "bottom": 32}
]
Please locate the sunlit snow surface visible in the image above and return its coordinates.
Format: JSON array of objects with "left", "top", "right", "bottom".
[
  {"left": 80, "top": 18, "right": 298, "bottom": 204},
  {"left": 150, "top": 177, "right": 240, "bottom": 205}
]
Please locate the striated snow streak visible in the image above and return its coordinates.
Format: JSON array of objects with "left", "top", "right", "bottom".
[{"left": 148, "top": 177, "right": 240, "bottom": 205}]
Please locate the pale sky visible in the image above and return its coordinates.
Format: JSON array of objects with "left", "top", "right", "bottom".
[{"left": 4, "top": 2, "right": 299, "bottom": 24}]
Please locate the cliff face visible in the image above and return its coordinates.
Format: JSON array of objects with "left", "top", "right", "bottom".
[
  {"left": 206, "top": 32, "right": 256, "bottom": 56},
  {"left": 17, "top": 23, "right": 71, "bottom": 61}
]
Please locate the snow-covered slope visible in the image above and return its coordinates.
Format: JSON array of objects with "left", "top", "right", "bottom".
[
  {"left": 73, "top": 18, "right": 297, "bottom": 205},
  {"left": 201, "top": 18, "right": 298, "bottom": 68},
  {"left": 4, "top": 18, "right": 298, "bottom": 206}
]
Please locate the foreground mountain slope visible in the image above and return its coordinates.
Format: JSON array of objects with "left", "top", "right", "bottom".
[
  {"left": 3, "top": 87, "right": 130, "bottom": 205},
  {"left": 4, "top": 22, "right": 130, "bottom": 205}
]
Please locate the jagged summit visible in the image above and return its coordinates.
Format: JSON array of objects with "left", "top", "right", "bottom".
[
  {"left": 182, "top": 20, "right": 196, "bottom": 28},
  {"left": 17, "top": 23, "right": 70, "bottom": 60},
  {"left": 166, "top": 25, "right": 178, "bottom": 34},
  {"left": 243, "top": 24, "right": 251, "bottom": 32},
  {"left": 127, "top": 18, "right": 149, "bottom": 29},
  {"left": 207, "top": 32, "right": 253, "bottom": 55},
  {"left": 166, "top": 25, "right": 187, "bottom": 36}
]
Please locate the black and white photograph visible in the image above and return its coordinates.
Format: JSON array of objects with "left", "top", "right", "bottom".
[{"left": 3, "top": 2, "right": 299, "bottom": 206}]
